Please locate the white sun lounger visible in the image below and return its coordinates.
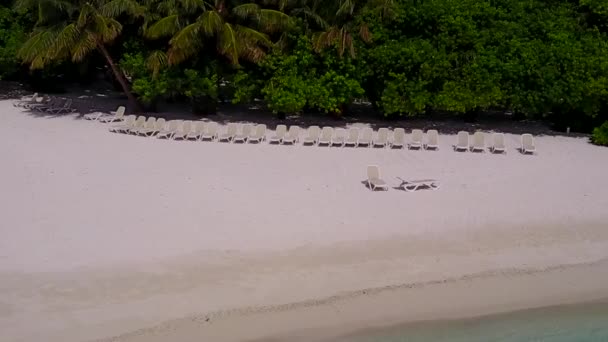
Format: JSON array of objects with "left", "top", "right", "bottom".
[
  {"left": 332, "top": 128, "right": 346, "bottom": 147},
  {"left": 345, "top": 128, "right": 359, "bottom": 147},
  {"left": 157, "top": 120, "right": 181, "bottom": 139},
  {"left": 397, "top": 177, "right": 440, "bottom": 192},
  {"left": 46, "top": 99, "right": 76, "bottom": 114},
  {"left": 219, "top": 123, "right": 238, "bottom": 142},
  {"left": 109, "top": 115, "right": 136, "bottom": 133},
  {"left": 281, "top": 126, "right": 300, "bottom": 144},
  {"left": 424, "top": 130, "right": 439, "bottom": 150},
  {"left": 454, "top": 131, "right": 469, "bottom": 151},
  {"left": 201, "top": 122, "right": 219, "bottom": 141},
  {"left": 173, "top": 120, "right": 193, "bottom": 140},
  {"left": 521, "top": 134, "right": 536, "bottom": 154},
  {"left": 318, "top": 127, "right": 334, "bottom": 146},
  {"left": 86, "top": 106, "right": 126, "bottom": 121},
  {"left": 269, "top": 124, "right": 287, "bottom": 144},
  {"left": 392, "top": 128, "right": 405, "bottom": 148},
  {"left": 186, "top": 121, "right": 205, "bottom": 140},
  {"left": 139, "top": 118, "right": 165, "bottom": 137},
  {"left": 373, "top": 128, "right": 390, "bottom": 148},
  {"left": 124, "top": 116, "right": 146, "bottom": 134},
  {"left": 14, "top": 93, "right": 38, "bottom": 107},
  {"left": 248, "top": 124, "right": 267, "bottom": 143},
  {"left": 358, "top": 128, "right": 373, "bottom": 147},
  {"left": 409, "top": 129, "right": 423, "bottom": 149},
  {"left": 367, "top": 165, "right": 389, "bottom": 191},
  {"left": 303, "top": 126, "right": 321, "bottom": 145},
  {"left": 233, "top": 123, "right": 253, "bottom": 143},
  {"left": 470, "top": 131, "right": 485, "bottom": 152},
  {"left": 132, "top": 117, "right": 156, "bottom": 135},
  {"left": 490, "top": 133, "right": 506, "bottom": 154}
]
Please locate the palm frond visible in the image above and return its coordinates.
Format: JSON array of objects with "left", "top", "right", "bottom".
[
  {"left": 218, "top": 22, "right": 239, "bottom": 65},
  {"left": 232, "top": 3, "right": 260, "bottom": 20},
  {"left": 17, "top": 30, "right": 60, "bottom": 66},
  {"left": 292, "top": 7, "right": 328, "bottom": 30},
  {"left": 199, "top": 10, "right": 223, "bottom": 37},
  {"left": 168, "top": 23, "right": 202, "bottom": 64},
  {"left": 146, "top": 50, "right": 168, "bottom": 77},
  {"left": 145, "top": 15, "right": 181, "bottom": 39},
  {"left": 359, "top": 24, "right": 371, "bottom": 43},
  {"left": 54, "top": 23, "right": 81, "bottom": 56},
  {"left": 235, "top": 26, "right": 272, "bottom": 48},
  {"left": 258, "top": 9, "right": 292, "bottom": 33},
  {"left": 312, "top": 26, "right": 339, "bottom": 52},
  {"left": 178, "top": 0, "right": 205, "bottom": 14},
  {"left": 100, "top": 0, "right": 145, "bottom": 18},
  {"left": 336, "top": 0, "right": 355, "bottom": 19},
  {"left": 93, "top": 15, "right": 122, "bottom": 43},
  {"left": 71, "top": 33, "right": 97, "bottom": 62},
  {"left": 77, "top": 3, "right": 95, "bottom": 28}
]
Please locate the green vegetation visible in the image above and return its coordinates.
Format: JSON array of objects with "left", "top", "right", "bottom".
[
  {"left": 5, "top": 0, "right": 608, "bottom": 134},
  {"left": 592, "top": 121, "right": 608, "bottom": 146}
]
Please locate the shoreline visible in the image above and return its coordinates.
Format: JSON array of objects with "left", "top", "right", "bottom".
[{"left": 97, "top": 258, "right": 608, "bottom": 342}]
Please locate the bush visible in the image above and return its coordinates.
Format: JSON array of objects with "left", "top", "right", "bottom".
[{"left": 591, "top": 121, "right": 608, "bottom": 146}]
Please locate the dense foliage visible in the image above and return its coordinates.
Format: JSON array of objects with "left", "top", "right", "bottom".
[
  {"left": 592, "top": 121, "right": 608, "bottom": 145},
  {"left": 6, "top": 0, "right": 608, "bottom": 132}
]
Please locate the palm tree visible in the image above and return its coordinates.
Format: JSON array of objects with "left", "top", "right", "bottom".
[
  {"left": 15, "top": 0, "right": 144, "bottom": 109},
  {"left": 145, "top": 0, "right": 292, "bottom": 66}
]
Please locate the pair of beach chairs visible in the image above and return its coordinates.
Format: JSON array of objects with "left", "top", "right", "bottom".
[
  {"left": 454, "top": 131, "right": 536, "bottom": 154},
  {"left": 84, "top": 106, "right": 126, "bottom": 122},
  {"left": 109, "top": 115, "right": 165, "bottom": 136},
  {"left": 214, "top": 123, "right": 268, "bottom": 143},
  {"left": 366, "top": 165, "right": 440, "bottom": 192},
  {"left": 16, "top": 95, "right": 76, "bottom": 114}
]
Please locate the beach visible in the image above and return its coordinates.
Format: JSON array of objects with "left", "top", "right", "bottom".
[{"left": 1, "top": 99, "right": 608, "bottom": 341}]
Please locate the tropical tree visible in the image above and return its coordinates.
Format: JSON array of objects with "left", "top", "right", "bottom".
[
  {"left": 15, "top": 0, "right": 144, "bottom": 109},
  {"left": 145, "top": 0, "right": 292, "bottom": 66}
]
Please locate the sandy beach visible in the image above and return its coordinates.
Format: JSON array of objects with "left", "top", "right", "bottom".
[{"left": 1, "top": 99, "right": 608, "bottom": 342}]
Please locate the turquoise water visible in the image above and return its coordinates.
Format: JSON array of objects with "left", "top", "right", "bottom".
[{"left": 339, "top": 301, "right": 608, "bottom": 342}]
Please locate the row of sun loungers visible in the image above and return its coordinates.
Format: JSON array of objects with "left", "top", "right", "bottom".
[
  {"left": 366, "top": 165, "right": 441, "bottom": 192},
  {"left": 14, "top": 94, "right": 76, "bottom": 114}
]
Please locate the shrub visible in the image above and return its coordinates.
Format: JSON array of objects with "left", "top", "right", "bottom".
[{"left": 591, "top": 121, "right": 608, "bottom": 146}]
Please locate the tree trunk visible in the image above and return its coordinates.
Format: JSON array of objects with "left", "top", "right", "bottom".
[{"left": 97, "top": 42, "right": 142, "bottom": 113}]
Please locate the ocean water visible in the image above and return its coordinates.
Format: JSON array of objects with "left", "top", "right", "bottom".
[{"left": 339, "top": 301, "right": 608, "bottom": 342}]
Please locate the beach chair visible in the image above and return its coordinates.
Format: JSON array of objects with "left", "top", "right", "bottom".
[
  {"left": 366, "top": 165, "right": 389, "bottom": 191},
  {"left": 490, "top": 133, "right": 506, "bottom": 154},
  {"left": 303, "top": 126, "right": 321, "bottom": 145},
  {"left": 31, "top": 97, "right": 61, "bottom": 112},
  {"left": 424, "top": 130, "right": 439, "bottom": 150},
  {"left": 470, "top": 131, "right": 485, "bottom": 152},
  {"left": 173, "top": 120, "right": 193, "bottom": 140},
  {"left": 233, "top": 123, "right": 253, "bottom": 143},
  {"left": 397, "top": 177, "right": 440, "bottom": 192},
  {"left": 521, "top": 134, "right": 536, "bottom": 154},
  {"left": 409, "top": 129, "right": 423, "bottom": 150},
  {"left": 109, "top": 115, "right": 136, "bottom": 133},
  {"left": 345, "top": 128, "right": 360, "bottom": 147},
  {"left": 358, "top": 128, "right": 373, "bottom": 147},
  {"left": 132, "top": 117, "right": 156, "bottom": 135},
  {"left": 201, "top": 122, "right": 219, "bottom": 141},
  {"left": 157, "top": 120, "right": 181, "bottom": 139},
  {"left": 332, "top": 128, "right": 346, "bottom": 147},
  {"left": 454, "top": 131, "right": 469, "bottom": 151},
  {"left": 373, "top": 128, "right": 390, "bottom": 148},
  {"left": 124, "top": 116, "right": 146, "bottom": 134},
  {"left": 186, "top": 121, "right": 205, "bottom": 140},
  {"left": 391, "top": 128, "right": 406, "bottom": 149},
  {"left": 269, "top": 124, "right": 287, "bottom": 144},
  {"left": 14, "top": 93, "right": 38, "bottom": 107},
  {"left": 248, "top": 124, "right": 267, "bottom": 143},
  {"left": 218, "top": 123, "right": 238, "bottom": 142},
  {"left": 23, "top": 96, "right": 50, "bottom": 110},
  {"left": 46, "top": 99, "right": 76, "bottom": 114},
  {"left": 137, "top": 117, "right": 165, "bottom": 137},
  {"left": 318, "top": 127, "right": 334, "bottom": 146},
  {"left": 98, "top": 106, "right": 126, "bottom": 122},
  {"left": 281, "top": 126, "right": 300, "bottom": 145}
]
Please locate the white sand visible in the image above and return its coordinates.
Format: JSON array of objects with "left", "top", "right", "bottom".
[{"left": 1, "top": 100, "right": 608, "bottom": 342}]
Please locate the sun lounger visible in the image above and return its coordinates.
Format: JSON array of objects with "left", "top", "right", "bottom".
[
  {"left": 490, "top": 133, "right": 506, "bottom": 154},
  {"left": 173, "top": 120, "right": 193, "bottom": 140},
  {"left": 233, "top": 123, "right": 253, "bottom": 143},
  {"left": 332, "top": 128, "right": 346, "bottom": 147},
  {"left": 392, "top": 128, "right": 405, "bottom": 148},
  {"left": 219, "top": 123, "right": 238, "bottom": 142},
  {"left": 30, "top": 98, "right": 61, "bottom": 112},
  {"left": 123, "top": 116, "right": 146, "bottom": 134},
  {"left": 424, "top": 130, "right": 439, "bottom": 150},
  {"left": 454, "top": 131, "right": 469, "bottom": 151},
  {"left": 98, "top": 106, "right": 126, "bottom": 122},
  {"left": 345, "top": 128, "right": 359, "bottom": 147},
  {"left": 109, "top": 115, "right": 136, "bottom": 133},
  {"left": 281, "top": 126, "right": 300, "bottom": 144},
  {"left": 23, "top": 96, "right": 49, "bottom": 110},
  {"left": 303, "top": 126, "right": 321, "bottom": 145},
  {"left": 248, "top": 124, "right": 267, "bottom": 143},
  {"left": 14, "top": 93, "right": 38, "bottom": 107},
  {"left": 358, "top": 128, "right": 373, "bottom": 147},
  {"left": 132, "top": 117, "right": 156, "bottom": 135},
  {"left": 269, "top": 124, "right": 287, "bottom": 144},
  {"left": 157, "top": 120, "right": 181, "bottom": 139},
  {"left": 318, "top": 127, "right": 334, "bottom": 146},
  {"left": 397, "top": 177, "right": 440, "bottom": 192},
  {"left": 367, "top": 165, "right": 389, "bottom": 191},
  {"left": 470, "top": 131, "right": 485, "bottom": 152},
  {"left": 521, "top": 134, "right": 536, "bottom": 154},
  {"left": 185, "top": 121, "right": 204, "bottom": 140},
  {"left": 46, "top": 99, "right": 76, "bottom": 114},
  {"left": 137, "top": 117, "right": 165, "bottom": 137},
  {"left": 201, "top": 122, "right": 219, "bottom": 141},
  {"left": 373, "top": 128, "right": 390, "bottom": 148},
  {"left": 409, "top": 129, "right": 423, "bottom": 149}
]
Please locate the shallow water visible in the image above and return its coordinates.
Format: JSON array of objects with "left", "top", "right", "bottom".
[{"left": 338, "top": 301, "right": 608, "bottom": 342}]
